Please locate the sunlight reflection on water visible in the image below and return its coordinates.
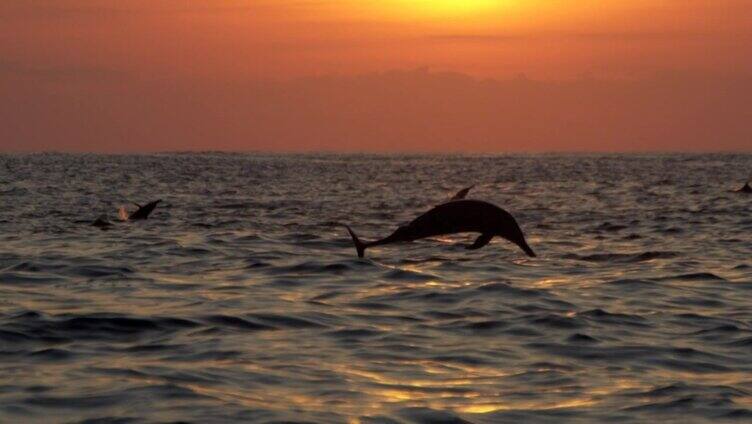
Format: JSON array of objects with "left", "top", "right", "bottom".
[{"left": 0, "top": 153, "right": 751, "bottom": 422}]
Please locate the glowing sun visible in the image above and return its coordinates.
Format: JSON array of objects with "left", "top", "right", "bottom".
[
  {"left": 377, "top": 0, "right": 514, "bottom": 21},
  {"left": 412, "top": 0, "right": 500, "bottom": 15}
]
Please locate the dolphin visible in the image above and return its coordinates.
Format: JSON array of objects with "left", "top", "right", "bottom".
[
  {"left": 450, "top": 185, "right": 475, "bottom": 201},
  {"left": 92, "top": 214, "right": 113, "bottom": 229},
  {"left": 736, "top": 182, "right": 752, "bottom": 193},
  {"left": 127, "top": 199, "right": 162, "bottom": 220},
  {"left": 343, "top": 199, "right": 535, "bottom": 258}
]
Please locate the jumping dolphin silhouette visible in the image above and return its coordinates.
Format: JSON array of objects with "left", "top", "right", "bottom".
[
  {"left": 343, "top": 199, "right": 535, "bottom": 258},
  {"left": 450, "top": 185, "right": 475, "bottom": 201},
  {"left": 127, "top": 199, "right": 162, "bottom": 220},
  {"left": 737, "top": 182, "right": 752, "bottom": 193}
]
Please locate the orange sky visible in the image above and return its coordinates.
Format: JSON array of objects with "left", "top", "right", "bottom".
[{"left": 1, "top": 0, "right": 751, "bottom": 152}]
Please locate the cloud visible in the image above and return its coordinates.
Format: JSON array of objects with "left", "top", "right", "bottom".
[
  {"left": 0, "top": 2, "right": 134, "bottom": 20},
  {"left": 0, "top": 60, "right": 126, "bottom": 83},
  {"left": 0, "top": 1, "right": 259, "bottom": 21},
  {"left": 3, "top": 67, "right": 751, "bottom": 152},
  {"left": 427, "top": 31, "right": 715, "bottom": 44}
]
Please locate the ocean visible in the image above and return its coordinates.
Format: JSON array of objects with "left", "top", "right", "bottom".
[{"left": 1, "top": 153, "right": 751, "bottom": 423}]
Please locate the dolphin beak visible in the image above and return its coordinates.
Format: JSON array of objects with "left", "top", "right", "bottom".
[{"left": 517, "top": 239, "right": 536, "bottom": 257}]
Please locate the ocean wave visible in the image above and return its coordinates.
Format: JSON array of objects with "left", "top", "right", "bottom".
[{"left": 2, "top": 153, "right": 752, "bottom": 422}]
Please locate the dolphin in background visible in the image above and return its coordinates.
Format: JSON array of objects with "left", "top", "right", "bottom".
[
  {"left": 125, "top": 199, "right": 162, "bottom": 220},
  {"left": 343, "top": 199, "right": 535, "bottom": 259},
  {"left": 736, "top": 182, "right": 752, "bottom": 194},
  {"left": 91, "top": 214, "right": 114, "bottom": 229},
  {"left": 84, "top": 199, "right": 161, "bottom": 229}
]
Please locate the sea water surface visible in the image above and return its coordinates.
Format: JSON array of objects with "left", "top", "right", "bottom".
[{"left": 1, "top": 153, "right": 751, "bottom": 423}]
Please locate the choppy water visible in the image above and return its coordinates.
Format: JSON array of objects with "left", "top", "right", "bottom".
[{"left": 1, "top": 153, "right": 751, "bottom": 423}]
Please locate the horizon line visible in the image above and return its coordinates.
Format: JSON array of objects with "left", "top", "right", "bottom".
[{"left": 2, "top": 149, "right": 751, "bottom": 156}]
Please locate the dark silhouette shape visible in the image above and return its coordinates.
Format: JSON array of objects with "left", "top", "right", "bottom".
[
  {"left": 128, "top": 199, "right": 162, "bottom": 220},
  {"left": 450, "top": 185, "right": 475, "bottom": 201},
  {"left": 737, "top": 182, "right": 752, "bottom": 193},
  {"left": 343, "top": 200, "right": 535, "bottom": 258},
  {"left": 91, "top": 215, "right": 113, "bottom": 229}
]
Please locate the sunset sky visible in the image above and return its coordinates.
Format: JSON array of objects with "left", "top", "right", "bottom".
[{"left": 1, "top": 0, "right": 751, "bottom": 152}]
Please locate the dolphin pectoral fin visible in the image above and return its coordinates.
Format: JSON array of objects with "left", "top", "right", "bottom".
[{"left": 467, "top": 233, "right": 493, "bottom": 250}]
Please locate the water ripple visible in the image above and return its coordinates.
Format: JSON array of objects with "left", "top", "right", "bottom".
[{"left": 1, "top": 153, "right": 752, "bottom": 422}]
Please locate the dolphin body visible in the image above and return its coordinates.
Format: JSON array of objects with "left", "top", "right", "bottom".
[
  {"left": 91, "top": 215, "right": 113, "bottom": 229},
  {"left": 344, "top": 199, "right": 535, "bottom": 258},
  {"left": 128, "top": 199, "right": 162, "bottom": 220},
  {"left": 737, "top": 182, "right": 752, "bottom": 194}
]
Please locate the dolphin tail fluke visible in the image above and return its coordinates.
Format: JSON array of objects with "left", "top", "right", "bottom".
[{"left": 343, "top": 225, "right": 367, "bottom": 258}]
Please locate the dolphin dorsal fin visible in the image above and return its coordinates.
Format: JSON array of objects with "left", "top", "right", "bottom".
[{"left": 451, "top": 185, "right": 475, "bottom": 201}]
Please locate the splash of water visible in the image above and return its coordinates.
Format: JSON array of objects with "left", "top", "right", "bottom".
[{"left": 118, "top": 206, "right": 129, "bottom": 221}]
